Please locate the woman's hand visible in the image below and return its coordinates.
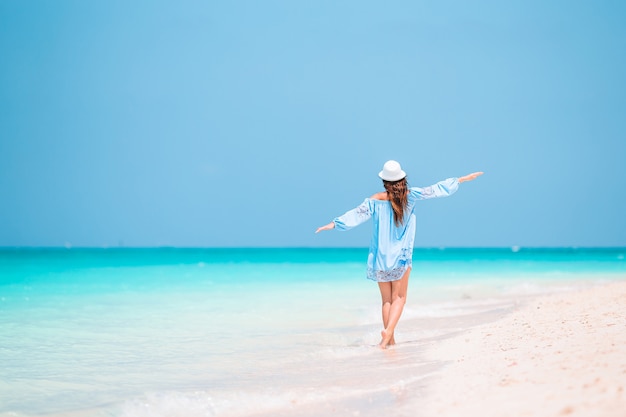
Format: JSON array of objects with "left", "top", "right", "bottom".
[
  {"left": 459, "top": 172, "right": 484, "bottom": 183},
  {"left": 315, "top": 222, "right": 335, "bottom": 233}
]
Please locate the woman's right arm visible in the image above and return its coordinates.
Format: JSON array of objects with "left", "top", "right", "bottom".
[
  {"left": 412, "top": 172, "right": 484, "bottom": 200},
  {"left": 458, "top": 172, "right": 484, "bottom": 183}
]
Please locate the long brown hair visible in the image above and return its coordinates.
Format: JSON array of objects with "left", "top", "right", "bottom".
[{"left": 383, "top": 177, "right": 408, "bottom": 226}]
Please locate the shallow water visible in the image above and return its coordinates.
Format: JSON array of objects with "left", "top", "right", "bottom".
[{"left": 1, "top": 247, "right": 624, "bottom": 416}]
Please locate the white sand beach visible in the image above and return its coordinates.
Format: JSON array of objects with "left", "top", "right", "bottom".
[{"left": 419, "top": 281, "right": 626, "bottom": 417}]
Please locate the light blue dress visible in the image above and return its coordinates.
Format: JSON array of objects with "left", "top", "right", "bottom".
[{"left": 333, "top": 178, "right": 460, "bottom": 282}]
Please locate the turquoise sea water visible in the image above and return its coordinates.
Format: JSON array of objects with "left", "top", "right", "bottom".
[{"left": 1, "top": 247, "right": 625, "bottom": 417}]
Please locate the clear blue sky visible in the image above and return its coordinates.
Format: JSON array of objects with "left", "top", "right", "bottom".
[{"left": 1, "top": 1, "right": 625, "bottom": 248}]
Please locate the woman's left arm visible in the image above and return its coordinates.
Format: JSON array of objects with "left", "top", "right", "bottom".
[
  {"left": 315, "top": 222, "right": 335, "bottom": 233},
  {"left": 315, "top": 199, "right": 373, "bottom": 233}
]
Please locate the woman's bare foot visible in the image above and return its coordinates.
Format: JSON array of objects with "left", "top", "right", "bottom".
[{"left": 379, "top": 329, "right": 393, "bottom": 349}]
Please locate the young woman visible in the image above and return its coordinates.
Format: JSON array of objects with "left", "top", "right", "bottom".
[{"left": 316, "top": 160, "right": 483, "bottom": 349}]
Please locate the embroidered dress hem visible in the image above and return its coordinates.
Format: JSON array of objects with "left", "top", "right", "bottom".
[{"left": 367, "top": 263, "right": 411, "bottom": 282}]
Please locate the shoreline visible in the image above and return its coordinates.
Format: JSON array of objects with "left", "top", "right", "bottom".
[
  {"left": 2, "top": 270, "right": 625, "bottom": 417},
  {"left": 416, "top": 280, "right": 626, "bottom": 417}
]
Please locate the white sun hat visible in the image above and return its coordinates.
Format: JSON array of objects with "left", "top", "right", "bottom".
[{"left": 378, "top": 160, "right": 406, "bottom": 181}]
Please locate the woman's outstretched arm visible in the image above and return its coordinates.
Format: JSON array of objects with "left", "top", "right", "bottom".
[
  {"left": 411, "top": 172, "right": 484, "bottom": 200},
  {"left": 315, "top": 222, "right": 335, "bottom": 233},
  {"left": 458, "top": 172, "right": 484, "bottom": 183},
  {"left": 316, "top": 199, "right": 373, "bottom": 233}
]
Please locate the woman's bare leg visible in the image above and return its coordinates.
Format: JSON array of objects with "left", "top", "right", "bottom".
[
  {"left": 377, "top": 282, "right": 395, "bottom": 345},
  {"left": 379, "top": 267, "right": 411, "bottom": 349}
]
